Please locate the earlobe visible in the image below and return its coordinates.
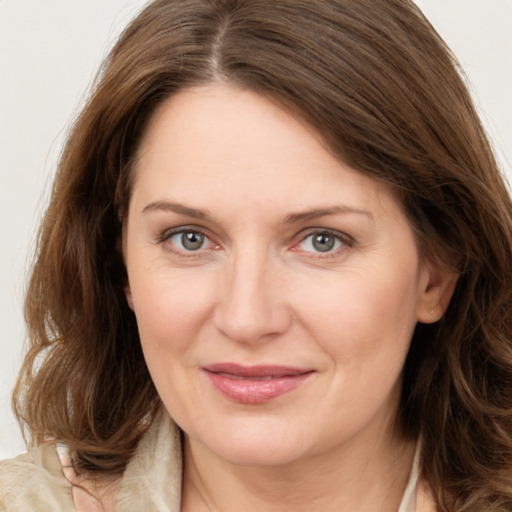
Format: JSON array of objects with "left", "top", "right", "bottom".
[{"left": 417, "top": 261, "right": 459, "bottom": 324}]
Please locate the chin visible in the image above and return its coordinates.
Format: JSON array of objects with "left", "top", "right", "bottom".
[
  {"left": 188, "top": 418, "right": 312, "bottom": 467},
  {"left": 210, "top": 440, "right": 306, "bottom": 467}
]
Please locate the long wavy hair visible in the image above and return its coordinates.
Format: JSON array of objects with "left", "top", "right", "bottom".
[{"left": 14, "top": 0, "right": 512, "bottom": 510}]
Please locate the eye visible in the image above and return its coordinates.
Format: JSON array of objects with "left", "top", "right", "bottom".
[
  {"left": 298, "top": 231, "right": 346, "bottom": 253},
  {"left": 167, "top": 229, "right": 214, "bottom": 252}
]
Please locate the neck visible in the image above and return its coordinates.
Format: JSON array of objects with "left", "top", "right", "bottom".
[{"left": 181, "top": 429, "right": 416, "bottom": 512}]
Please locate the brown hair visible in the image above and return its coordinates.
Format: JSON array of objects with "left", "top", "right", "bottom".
[{"left": 14, "top": 0, "right": 512, "bottom": 509}]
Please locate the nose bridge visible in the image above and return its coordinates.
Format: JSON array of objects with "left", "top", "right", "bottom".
[{"left": 213, "top": 242, "right": 289, "bottom": 343}]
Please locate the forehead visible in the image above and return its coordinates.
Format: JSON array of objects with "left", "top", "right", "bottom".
[
  {"left": 131, "top": 83, "right": 400, "bottom": 221},
  {"left": 137, "top": 84, "right": 332, "bottom": 173}
]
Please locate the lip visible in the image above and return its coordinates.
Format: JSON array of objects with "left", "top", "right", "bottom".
[{"left": 203, "top": 363, "right": 314, "bottom": 404}]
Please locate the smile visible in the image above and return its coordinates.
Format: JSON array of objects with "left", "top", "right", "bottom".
[{"left": 202, "top": 363, "right": 314, "bottom": 404}]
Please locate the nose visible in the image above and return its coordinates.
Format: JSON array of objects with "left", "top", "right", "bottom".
[{"left": 213, "top": 248, "right": 292, "bottom": 344}]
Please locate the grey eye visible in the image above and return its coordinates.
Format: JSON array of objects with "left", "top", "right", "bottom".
[
  {"left": 299, "top": 232, "right": 343, "bottom": 253},
  {"left": 312, "top": 233, "right": 336, "bottom": 252},
  {"left": 170, "top": 231, "right": 206, "bottom": 251}
]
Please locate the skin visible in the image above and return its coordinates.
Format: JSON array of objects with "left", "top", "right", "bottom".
[{"left": 123, "top": 84, "right": 456, "bottom": 512}]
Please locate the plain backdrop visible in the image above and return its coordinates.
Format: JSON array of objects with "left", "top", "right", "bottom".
[{"left": 1, "top": 0, "right": 511, "bottom": 459}]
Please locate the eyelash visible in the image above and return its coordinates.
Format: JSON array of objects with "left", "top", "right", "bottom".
[
  {"left": 157, "top": 226, "right": 354, "bottom": 258},
  {"left": 157, "top": 226, "right": 217, "bottom": 257},
  {"left": 294, "top": 229, "right": 354, "bottom": 257}
]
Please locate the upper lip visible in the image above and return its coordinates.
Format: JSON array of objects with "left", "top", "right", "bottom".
[{"left": 203, "top": 363, "right": 313, "bottom": 378}]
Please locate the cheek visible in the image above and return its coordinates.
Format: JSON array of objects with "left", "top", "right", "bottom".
[
  {"left": 295, "top": 263, "right": 421, "bottom": 366},
  {"left": 129, "top": 267, "right": 218, "bottom": 356}
]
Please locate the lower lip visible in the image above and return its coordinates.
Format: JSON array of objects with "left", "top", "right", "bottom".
[{"left": 204, "top": 371, "right": 312, "bottom": 404}]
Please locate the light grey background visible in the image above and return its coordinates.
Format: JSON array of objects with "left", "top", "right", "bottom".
[{"left": 1, "top": 1, "right": 511, "bottom": 458}]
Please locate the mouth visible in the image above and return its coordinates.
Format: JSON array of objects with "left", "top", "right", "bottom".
[{"left": 202, "top": 363, "right": 314, "bottom": 404}]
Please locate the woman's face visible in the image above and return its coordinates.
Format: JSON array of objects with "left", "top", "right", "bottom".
[{"left": 124, "top": 84, "right": 451, "bottom": 466}]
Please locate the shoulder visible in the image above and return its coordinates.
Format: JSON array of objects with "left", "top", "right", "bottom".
[{"left": 0, "top": 445, "right": 75, "bottom": 511}]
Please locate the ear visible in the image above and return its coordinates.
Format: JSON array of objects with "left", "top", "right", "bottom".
[
  {"left": 417, "top": 260, "right": 459, "bottom": 324},
  {"left": 124, "top": 281, "right": 135, "bottom": 311},
  {"left": 118, "top": 221, "right": 134, "bottom": 311}
]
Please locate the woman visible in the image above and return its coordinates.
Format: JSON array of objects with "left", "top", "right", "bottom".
[{"left": 1, "top": 0, "right": 512, "bottom": 510}]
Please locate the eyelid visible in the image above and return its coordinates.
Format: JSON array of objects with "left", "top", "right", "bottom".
[
  {"left": 292, "top": 228, "right": 355, "bottom": 254},
  {"left": 158, "top": 225, "right": 208, "bottom": 243},
  {"left": 157, "top": 225, "right": 220, "bottom": 253},
  {"left": 155, "top": 225, "right": 354, "bottom": 258}
]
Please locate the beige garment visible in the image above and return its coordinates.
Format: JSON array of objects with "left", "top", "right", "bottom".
[
  {"left": 398, "top": 441, "right": 436, "bottom": 512},
  {"left": 0, "top": 409, "right": 435, "bottom": 511},
  {"left": 0, "top": 409, "right": 181, "bottom": 512}
]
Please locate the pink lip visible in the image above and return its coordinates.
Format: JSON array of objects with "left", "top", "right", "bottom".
[{"left": 203, "top": 363, "right": 314, "bottom": 404}]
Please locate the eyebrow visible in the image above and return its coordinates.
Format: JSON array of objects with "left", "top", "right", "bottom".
[
  {"left": 142, "top": 201, "right": 374, "bottom": 224},
  {"left": 283, "top": 206, "right": 374, "bottom": 224},
  {"left": 142, "top": 201, "right": 215, "bottom": 221}
]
